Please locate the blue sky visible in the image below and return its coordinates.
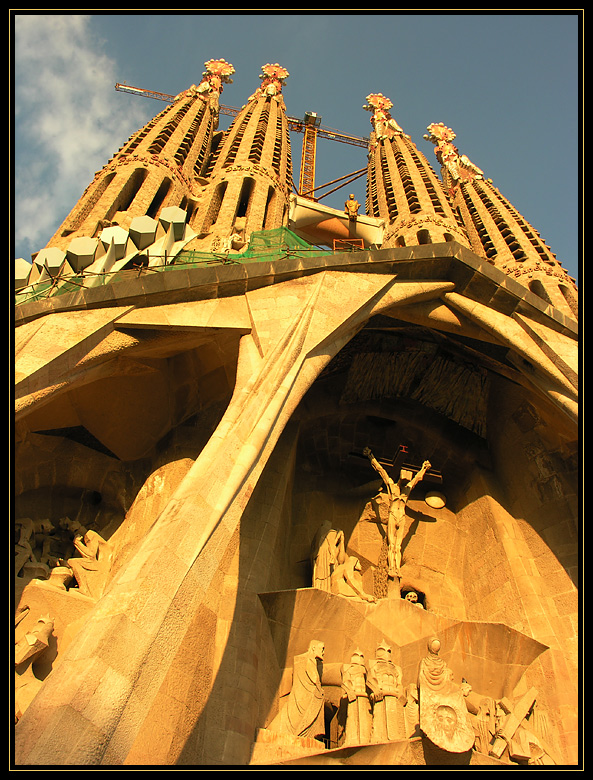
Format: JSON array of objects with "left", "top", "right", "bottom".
[{"left": 13, "top": 12, "right": 581, "bottom": 282}]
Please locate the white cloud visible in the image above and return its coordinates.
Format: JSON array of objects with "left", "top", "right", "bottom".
[{"left": 14, "top": 14, "right": 151, "bottom": 260}]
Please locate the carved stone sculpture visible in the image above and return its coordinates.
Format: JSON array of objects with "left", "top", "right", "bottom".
[
  {"left": 311, "top": 521, "right": 346, "bottom": 592},
  {"left": 15, "top": 614, "right": 54, "bottom": 722},
  {"left": 330, "top": 555, "right": 375, "bottom": 602},
  {"left": 363, "top": 447, "right": 431, "bottom": 577},
  {"left": 489, "top": 688, "right": 556, "bottom": 764},
  {"left": 367, "top": 641, "right": 406, "bottom": 742},
  {"left": 417, "top": 637, "right": 475, "bottom": 753},
  {"left": 229, "top": 216, "right": 247, "bottom": 251},
  {"left": 523, "top": 700, "right": 557, "bottom": 764},
  {"left": 268, "top": 640, "right": 326, "bottom": 741},
  {"left": 15, "top": 518, "right": 56, "bottom": 582},
  {"left": 489, "top": 688, "right": 536, "bottom": 759},
  {"left": 514, "top": 730, "right": 557, "bottom": 765},
  {"left": 67, "top": 529, "right": 113, "bottom": 600},
  {"left": 57, "top": 517, "right": 87, "bottom": 558},
  {"left": 340, "top": 649, "right": 372, "bottom": 746},
  {"left": 15, "top": 519, "right": 38, "bottom": 579},
  {"left": 404, "top": 590, "right": 424, "bottom": 608},
  {"left": 404, "top": 683, "right": 421, "bottom": 738},
  {"left": 472, "top": 697, "right": 496, "bottom": 755},
  {"left": 45, "top": 564, "right": 74, "bottom": 591}
]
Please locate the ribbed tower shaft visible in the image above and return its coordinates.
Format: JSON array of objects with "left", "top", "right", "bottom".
[
  {"left": 364, "top": 93, "right": 470, "bottom": 249},
  {"left": 189, "top": 64, "right": 293, "bottom": 252},
  {"left": 425, "top": 122, "right": 578, "bottom": 319}
]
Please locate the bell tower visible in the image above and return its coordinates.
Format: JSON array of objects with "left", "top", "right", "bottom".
[
  {"left": 44, "top": 58, "right": 235, "bottom": 251},
  {"left": 188, "top": 63, "right": 293, "bottom": 252},
  {"left": 364, "top": 93, "right": 470, "bottom": 249},
  {"left": 424, "top": 122, "right": 578, "bottom": 319}
]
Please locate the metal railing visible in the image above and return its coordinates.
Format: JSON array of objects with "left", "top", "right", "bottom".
[{"left": 15, "top": 243, "right": 343, "bottom": 306}]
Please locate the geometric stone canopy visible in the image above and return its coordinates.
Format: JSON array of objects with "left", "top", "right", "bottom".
[
  {"left": 99, "top": 226, "right": 130, "bottom": 260},
  {"left": 66, "top": 236, "right": 99, "bottom": 271},
  {"left": 159, "top": 206, "right": 187, "bottom": 241},
  {"left": 129, "top": 215, "right": 158, "bottom": 250},
  {"left": 15, "top": 258, "right": 33, "bottom": 290},
  {"left": 33, "top": 247, "right": 66, "bottom": 274},
  {"left": 258, "top": 588, "right": 548, "bottom": 701}
]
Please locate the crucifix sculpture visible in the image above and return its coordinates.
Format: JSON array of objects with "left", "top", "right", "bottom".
[{"left": 355, "top": 445, "right": 439, "bottom": 579}]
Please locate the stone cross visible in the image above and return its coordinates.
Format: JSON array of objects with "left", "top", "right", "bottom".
[{"left": 350, "top": 444, "right": 442, "bottom": 485}]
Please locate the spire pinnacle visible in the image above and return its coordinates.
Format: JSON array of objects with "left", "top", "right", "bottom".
[
  {"left": 175, "top": 58, "right": 235, "bottom": 101},
  {"left": 248, "top": 63, "right": 289, "bottom": 103},
  {"left": 363, "top": 93, "right": 407, "bottom": 141},
  {"left": 197, "top": 58, "right": 235, "bottom": 95},
  {"left": 424, "top": 122, "right": 483, "bottom": 184}
]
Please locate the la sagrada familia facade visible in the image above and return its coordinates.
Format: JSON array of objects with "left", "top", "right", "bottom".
[{"left": 14, "top": 60, "right": 579, "bottom": 766}]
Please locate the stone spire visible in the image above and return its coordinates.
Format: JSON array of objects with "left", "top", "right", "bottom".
[
  {"left": 188, "top": 64, "right": 293, "bottom": 251},
  {"left": 425, "top": 122, "right": 578, "bottom": 319},
  {"left": 44, "top": 58, "right": 235, "bottom": 252},
  {"left": 364, "top": 94, "right": 470, "bottom": 249}
]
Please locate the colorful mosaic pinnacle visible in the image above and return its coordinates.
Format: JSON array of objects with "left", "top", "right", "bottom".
[
  {"left": 176, "top": 58, "right": 235, "bottom": 100},
  {"left": 204, "top": 58, "right": 235, "bottom": 80},
  {"left": 197, "top": 58, "right": 235, "bottom": 95},
  {"left": 424, "top": 121, "right": 457, "bottom": 145},
  {"left": 260, "top": 63, "right": 290, "bottom": 84},
  {"left": 249, "top": 63, "right": 289, "bottom": 101},
  {"left": 363, "top": 93, "right": 406, "bottom": 140},
  {"left": 424, "top": 122, "right": 484, "bottom": 184}
]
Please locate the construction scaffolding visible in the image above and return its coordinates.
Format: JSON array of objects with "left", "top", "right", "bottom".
[{"left": 15, "top": 228, "right": 333, "bottom": 306}]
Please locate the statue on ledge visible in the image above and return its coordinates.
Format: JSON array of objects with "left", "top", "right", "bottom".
[
  {"left": 66, "top": 527, "right": 113, "bottom": 600},
  {"left": 417, "top": 636, "right": 475, "bottom": 753},
  {"left": 367, "top": 641, "right": 406, "bottom": 742},
  {"left": 267, "top": 640, "right": 326, "bottom": 741},
  {"left": 340, "top": 649, "right": 372, "bottom": 745},
  {"left": 330, "top": 556, "right": 375, "bottom": 603},
  {"left": 311, "top": 521, "right": 346, "bottom": 593},
  {"left": 344, "top": 194, "right": 360, "bottom": 221}
]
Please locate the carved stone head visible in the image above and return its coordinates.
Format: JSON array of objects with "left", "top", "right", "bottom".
[
  {"left": 427, "top": 637, "right": 441, "bottom": 655},
  {"left": 376, "top": 641, "right": 392, "bottom": 660},
  {"left": 309, "top": 640, "right": 325, "bottom": 661},
  {"left": 435, "top": 704, "right": 457, "bottom": 739},
  {"left": 350, "top": 649, "right": 365, "bottom": 665}
]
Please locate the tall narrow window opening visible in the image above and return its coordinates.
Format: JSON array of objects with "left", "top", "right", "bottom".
[{"left": 147, "top": 178, "right": 172, "bottom": 218}]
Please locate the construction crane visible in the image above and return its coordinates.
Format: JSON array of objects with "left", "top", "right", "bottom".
[{"left": 115, "top": 82, "right": 369, "bottom": 201}]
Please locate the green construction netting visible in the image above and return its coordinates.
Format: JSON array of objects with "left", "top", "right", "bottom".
[
  {"left": 172, "top": 227, "right": 331, "bottom": 266},
  {"left": 15, "top": 228, "right": 332, "bottom": 306}
]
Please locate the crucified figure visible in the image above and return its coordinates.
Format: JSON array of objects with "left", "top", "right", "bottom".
[{"left": 363, "top": 447, "right": 431, "bottom": 578}]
